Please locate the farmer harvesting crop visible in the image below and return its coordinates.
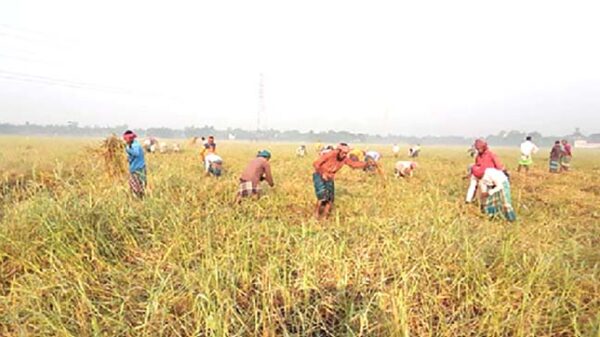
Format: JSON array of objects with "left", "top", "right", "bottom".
[
  {"left": 312, "top": 143, "right": 367, "bottom": 219},
  {"left": 549, "top": 141, "right": 563, "bottom": 173},
  {"left": 364, "top": 150, "right": 383, "bottom": 174},
  {"left": 560, "top": 139, "right": 572, "bottom": 171},
  {"left": 315, "top": 142, "right": 324, "bottom": 154},
  {"left": 319, "top": 145, "right": 334, "bottom": 156},
  {"left": 409, "top": 144, "right": 421, "bottom": 158},
  {"left": 205, "top": 153, "right": 223, "bottom": 177},
  {"left": 394, "top": 161, "right": 417, "bottom": 178},
  {"left": 517, "top": 136, "right": 539, "bottom": 173},
  {"left": 466, "top": 139, "right": 506, "bottom": 203},
  {"left": 236, "top": 150, "right": 274, "bottom": 202},
  {"left": 123, "top": 130, "right": 146, "bottom": 198},
  {"left": 296, "top": 144, "right": 307, "bottom": 157},
  {"left": 348, "top": 148, "right": 365, "bottom": 162},
  {"left": 200, "top": 135, "right": 216, "bottom": 164},
  {"left": 472, "top": 165, "right": 516, "bottom": 222}
]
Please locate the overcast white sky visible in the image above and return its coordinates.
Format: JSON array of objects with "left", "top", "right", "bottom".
[{"left": 0, "top": 0, "right": 599, "bottom": 136}]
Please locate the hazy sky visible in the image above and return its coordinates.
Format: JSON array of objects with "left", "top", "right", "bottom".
[{"left": 1, "top": 0, "right": 599, "bottom": 136}]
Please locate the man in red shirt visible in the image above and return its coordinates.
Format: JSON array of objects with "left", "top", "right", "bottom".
[
  {"left": 312, "top": 143, "right": 367, "bottom": 219},
  {"left": 474, "top": 138, "right": 504, "bottom": 170}
]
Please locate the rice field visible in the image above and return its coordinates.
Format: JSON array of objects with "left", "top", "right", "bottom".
[{"left": 1, "top": 136, "right": 599, "bottom": 336}]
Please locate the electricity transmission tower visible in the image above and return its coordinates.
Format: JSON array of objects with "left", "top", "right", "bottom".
[{"left": 257, "top": 73, "right": 265, "bottom": 140}]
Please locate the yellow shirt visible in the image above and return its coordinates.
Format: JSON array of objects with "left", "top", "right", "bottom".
[{"left": 348, "top": 149, "right": 364, "bottom": 161}]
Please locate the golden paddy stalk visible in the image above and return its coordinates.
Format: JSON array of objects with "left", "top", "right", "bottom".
[{"left": 0, "top": 136, "right": 599, "bottom": 336}]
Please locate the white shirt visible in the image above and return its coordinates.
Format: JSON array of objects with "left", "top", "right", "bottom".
[
  {"left": 395, "top": 161, "right": 414, "bottom": 172},
  {"left": 205, "top": 153, "right": 223, "bottom": 164},
  {"left": 365, "top": 150, "right": 381, "bottom": 161},
  {"left": 479, "top": 168, "right": 508, "bottom": 195},
  {"left": 520, "top": 140, "right": 539, "bottom": 157},
  {"left": 392, "top": 145, "right": 400, "bottom": 153}
]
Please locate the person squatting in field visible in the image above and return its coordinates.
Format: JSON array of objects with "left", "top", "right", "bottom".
[
  {"left": 394, "top": 161, "right": 417, "bottom": 178},
  {"left": 123, "top": 130, "right": 146, "bottom": 198},
  {"left": 471, "top": 165, "right": 516, "bottom": 222},
  {"left": 364, "top": 150, "right": 384, "bottom": 175},
  {"left": 517, "top": 136, "right": 539, "bottom": 173},
  {"left": 236, "top": 150, "right": 274, "bottom": 203},
  {"left": 296, "top": 144, "right": 307, "bottom": 157},
  {"left": 465, "top": 138, "right": 506, "bottom": 203},
  {"left": 312, "top": 143, "right": 367, "bottom": 219},
  {"left": 205, "top": 153, "right": 223, "bottom": 177}
]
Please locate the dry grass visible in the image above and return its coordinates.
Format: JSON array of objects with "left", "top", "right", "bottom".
[{"left": 0, "top": 138, "right": 599, "bottom": 336}]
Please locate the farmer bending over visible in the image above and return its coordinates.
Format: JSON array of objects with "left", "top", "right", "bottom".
[
  {"left": 394, "top": 161, "right": 417, "bottom": 178},
  {"left": 236, "top": 150, "right": 274, "bottom": 203},
  {"left": 312, "top": 143, "right": 366, "bottom": 219},
  {"left": 205, "top": 153, "right": 224, "bottom": 177}
]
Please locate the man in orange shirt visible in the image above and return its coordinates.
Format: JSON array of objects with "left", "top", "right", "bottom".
[{"left": 312, "top": 143, "right": 367, "bottom": 219}]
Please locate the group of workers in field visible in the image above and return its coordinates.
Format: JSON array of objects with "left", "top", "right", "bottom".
[
  {"left": 516, "top": 136, "right": 573, "bottom": 174},
  {"left": 122, "top": 130, "right": 574, "bottom": 222}
]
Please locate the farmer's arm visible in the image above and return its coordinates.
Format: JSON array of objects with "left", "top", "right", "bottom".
[
  {"left": 127, "top": 143, "right": 141, "bottom": 158},
  {"left": 263, "top": 162, "right": 274, "bottom": 187},
  {"left": 344, "top": 157, "right": 367, "bottom": 169},
  {"left": 491, "top": 152, "right": 505, "bottom": 170}
]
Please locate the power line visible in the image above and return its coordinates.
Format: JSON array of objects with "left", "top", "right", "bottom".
[
  {"left": 0, "top": 69, "right": 182, "bottom": 101},
  {"left": 0, "top": 53, "right": 41, "bottom": 63},
  {"left": 0, "top": 69, "right": 133, "bottom": 94},
  {"left": 0, "top": 24, "right": 78, "bottom": 47},
  {"left": 257, "top": 73, "right": 264, "bottom": 133}
]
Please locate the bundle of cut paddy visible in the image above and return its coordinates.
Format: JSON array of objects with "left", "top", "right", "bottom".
[{"left": 101, "top": 134, "right": 126, "bottom": 177}]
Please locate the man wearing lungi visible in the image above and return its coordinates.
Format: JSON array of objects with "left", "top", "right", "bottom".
[
  {"left": 517, "top": 136, "right": 539, "bottom": 173},
  {"left": 472, "top": 165, "right": 516, "bottom": 222},
  {"left": 123, "top": 130, "right": 147, "bottom": 199},
  {"left": 312, "top": 143, "right": 367, "bottom": 219},
  {"left": 236, "top": 150, "right": 274, "bottom": 203}
]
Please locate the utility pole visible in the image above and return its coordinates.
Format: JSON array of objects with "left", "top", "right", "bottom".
[{"left": 257, "top": 73, "right": 264, "bottom": 141}]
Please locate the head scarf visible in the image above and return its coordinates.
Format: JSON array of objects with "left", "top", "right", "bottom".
[
  {"left": 471, "top": 165, "right": 485, "bottom": 179},
  {"left": 336, "top": 143, "right": 351, "bottom": 154},
  {"left": 122, "top": 130, "right": 137, "bottom": 142},
  {"left": 257, "top": 150, "right": 271, "bottom": 159},
  {"left": 474, "top": 138, "right": 488, "bottom": 152}
]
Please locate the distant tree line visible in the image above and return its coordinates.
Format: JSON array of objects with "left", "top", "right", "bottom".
[{"left": 0, "top": 122, "right": 597, "bottom": 146}]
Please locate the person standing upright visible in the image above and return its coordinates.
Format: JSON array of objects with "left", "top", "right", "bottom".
[
  {"left": 560, "top": 139, "right": 572, "bottom": 171},
  {"left": 549, "top": 141, "right": 563, "bottom": 173},
  {"left": 123, "top": 130, "right": 147, "bottom": 198},
  {"left": 517, "top": 136, "right": 539, "bottom": 173}
]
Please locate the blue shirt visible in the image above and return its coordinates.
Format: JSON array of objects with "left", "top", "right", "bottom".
[{"left": 125, "top": 140, "right": 146, "bottom": 173}]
